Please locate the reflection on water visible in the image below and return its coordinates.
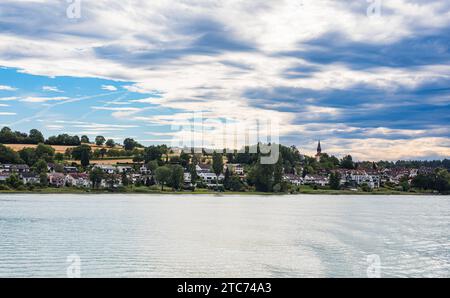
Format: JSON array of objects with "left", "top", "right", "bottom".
[{"left": 0, "top": 194, "right": 449, "bottom": 277}]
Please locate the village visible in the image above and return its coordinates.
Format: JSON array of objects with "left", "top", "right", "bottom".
[{"left": 1, "top": 137, "right": 447, "bottom": 194}]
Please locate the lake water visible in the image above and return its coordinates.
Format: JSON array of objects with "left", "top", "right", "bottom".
[{"left": 0, "top": 194, "right": 448, "bottom": 278}]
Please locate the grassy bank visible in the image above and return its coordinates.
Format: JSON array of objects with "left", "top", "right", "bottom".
[{"left": 0, "top": 186, "right": 440, "bottom": 195}]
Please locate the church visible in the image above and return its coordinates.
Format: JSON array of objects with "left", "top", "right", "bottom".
[{"left": 315, "top": 141, "right": 322, "bottom": 162}]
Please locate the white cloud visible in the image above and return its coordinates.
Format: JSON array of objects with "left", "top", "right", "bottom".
[
  {"left": 0, "top": 0, "right": 448, "bottom": 160},
  {"left": 0, "top": 112, "right": 16, "bottom": 116},
  {"left": 42, "top": 86, "right": 63, "bottom": 92},
  {"left": 0, "top": 85, "right": 17, "bottom": 91},
  {"left": 20, "top": 96, "right": 70, "bottom": 103},
  {"left": 0, "top": 97, "right": 19, "bottom": 101},
  {"left": 102, "top": 85, "right": 118, "bottom": 91}
]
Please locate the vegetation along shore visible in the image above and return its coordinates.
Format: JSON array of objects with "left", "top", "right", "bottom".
[{"left": 1, "top": 127, "right": 449, "bottom": 195}]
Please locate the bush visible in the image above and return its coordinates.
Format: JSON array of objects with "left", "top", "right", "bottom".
[{"left": 0, "top": 184, "right": 10, "bottom": 191}]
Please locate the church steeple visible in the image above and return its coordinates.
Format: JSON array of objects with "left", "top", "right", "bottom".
[{"left": 315, "top": 140, "right": 322, "bottom": 162}]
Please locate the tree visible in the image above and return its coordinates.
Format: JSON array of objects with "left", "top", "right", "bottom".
[
  {"left": 99, "top": 148, "right": 107, "bottom": 159},
  {"left": 46, "top": 134, "right": 80, "bottom": 146},
  {"left": 121, "top": 172, "right": 130, "bottom": 187},
  {"left": 0, "top": 144, "right": 22, "bottom": 164},
  {"left": 81, "top": 135, "right": 90, "bottom": 143},
  {"left": 29, "top": 129, "right": 45, "bottom": 144},
  {"left": 33, "top": 159, "right": 48, "bottom": 174},
  {"left": 39, "top": 172, "right": 48, "bottom": 187},
  {"left": 341, "top": 155, "right": 355, "bottom": 169},
  {"left": 95, "top": 136, "right": 106, "bottom": 146},
  {"left": 435, "top": 169, "right": 450, "bottom": 193},
  {"left": 146, "top": 160, "right": 159, "bottom": 173},
  {"left": 71, "top": 145, "right": 91, "bottom": 167},
  {"left": 123, "top": 138, "right": 139, "bottom": 151},
  {"left": 179, "top": 151, "right": 190, "bottom": 167},
  {"left": 228, "top": 176, "right": 244, "bottom": 192},
  {"left": 6, "top": 174, "right": 22, "bottom": 189},
  {"left": 155, "top": 166, "right": 171, "bottom": 191},
  {"left": 249, "top": 157, "right": 274, "bottom": 192},
  {"left": 35, "top": 143, "right": 55, "bottom": 162},
  {"left": 223, "top": 168, "right": 231, "bottom": 189},
  {"left": 329, "top": 172, "right": 341, "bottom": 190},
  {"left": 106, "top": 139, "right": 115, "bottom": 148},
  {"left": 170, "top": 165, "right": 184, "bottom": 190},
  {"left": 89, "top": 168, "right": 104, "bottom": 189},
  {"left": 212, "top": 152, "right": 223, "bottom": 188},
  {"left": 273, "top": 155, "right": 284, "bottom": 190},
  {"left": 144, "top": 146, "right": 163, "bottom": 163},
  {"left": 189, "top": 163, "right": 198, "bottom": 183}
]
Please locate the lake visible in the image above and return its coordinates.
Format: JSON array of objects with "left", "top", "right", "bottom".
[{"left": 0, "top": 194, "right": 448, "bottom": 278}]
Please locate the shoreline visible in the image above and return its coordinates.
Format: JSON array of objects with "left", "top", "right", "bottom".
[{"left": 0, "top": 188, "right": 443, "bottom": 196}]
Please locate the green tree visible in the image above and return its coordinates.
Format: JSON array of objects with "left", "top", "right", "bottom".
[
  {"left": 273, "top": 155, "right": 284, "bottom": 191},
  {"left": 179, "top": 151, "right": 190, "bottom": 167},
  {"left": 329, "top": 172, "right": 341, "bottom": 190},
  {"left": 95, "top": 136, "right": 106, "bottom": 146},
  {"left": 89, "top": 168, "right": 104, "bottom": 189},
  {"left": 146, "top": 160, "right": 159, "bottom": 173},
  {"left": 212, "top": 152, "right": 223, "bottom": 188},
  {"left": 81, "top": 135, "right": 90, "bottom": 143},
  {"left": 341, "top": 155, "right": 355, "bottom": 169},
  {"left": 71, "top": 145, "right": 92, "bottom": 167},
  {"left": 170, "top": 165, "right": 184, "bottom": 190},
  {"left": 144, "top": 146, "right": 163, "bottom": 163},
  {"left": 121, "top": 172, "right": 130, "bottom": 187},
  {"left": 33, "top": 159, "right": 48, "bottom": 174},
  {"left": 29, "top": 129, "right": 45, "bottom": 144},
  {"left": 123, "top": 138, "right": 138, "bottom": 151},
  {"left": 0, "top": 144, "right": 22, "bottom": 164},
  {"left": 106, "top": 139, "right": 115, "bottom": 148},
  {"left": 435, "top": 169, "right": 450, "bottom": 193},
  {"left": 39, "top": 172, "right": 48, "bottom": 187},
  {"left": 155, "top": 166, "right": 171, "bottom": 191},
  {"left": 6, "top": 173, "right": 22, "bottom": 189},
  {"left": 228, "top": 176, "right": 244, "bottom": 192},
  {"left": 35, "top": 143, "right": 55, "bottom": 162}
]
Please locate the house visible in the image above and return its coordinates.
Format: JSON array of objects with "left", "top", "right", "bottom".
[
  {"left": 48, "top": 173, "right": 66, "bottom": 187},
  {"left": 196, "top": 164, "right": 211, "bottom": 174},
  {"left": 100, "top": 174, "right": 123, "bottom": 188},
  {"left": 283, "top": 174, "right": 303, "bottom": 186},
  {"left": 93, "top": 165, "right": 116, "bottom": 174},
  {"left": 184, "top": 172, "right": 192, "bottom": 184},
  {"left": 198, "top": 172, "right": 225, "bottom": 186},
  {"left": 304, "top": 175, "right": 329, "bottom": 186},
  {"left": 0, "top": 173, "right": 11, "bottom": 182},
  {"left": 0, "top": 164, "right": 30, "bottom": 173},
  {"left": 117, "top": 165, "right": 134, "bottom": 173},
  {"left": 140, "top": 165, "right": 152, "bottom": 175},
  {"left": 226, "top": 164, "right": 244, "bottom": 175},
  {"left": 65, "top": 173, "right": 90, "bottom": 188},
  {"left": 64, "top": 166, "right": 78, "bottom": 174},
  {"left": 21, "top": 173, "right": 40, "bottom": 185}
]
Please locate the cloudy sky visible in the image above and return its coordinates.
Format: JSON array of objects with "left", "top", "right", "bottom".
[{"left": 0, "top": 0, "right": 449, "bottom": 160}]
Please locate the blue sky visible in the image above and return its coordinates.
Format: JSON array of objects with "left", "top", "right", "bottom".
[{"left": 0, "top": 0, "right": 449, "bottom": 160}]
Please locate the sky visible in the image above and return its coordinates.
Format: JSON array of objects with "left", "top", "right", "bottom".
[{"left": 0, "top": 0, "right": 449, "bottom": 161}]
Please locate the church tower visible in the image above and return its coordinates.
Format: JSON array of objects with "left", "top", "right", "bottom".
[{"left": 315, "top": 140, "right": 322, "bottom": 162}]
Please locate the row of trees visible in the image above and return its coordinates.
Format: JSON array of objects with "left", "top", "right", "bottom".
[{"left": 0, "top": 127, "right": 44, "bottom": 144}]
